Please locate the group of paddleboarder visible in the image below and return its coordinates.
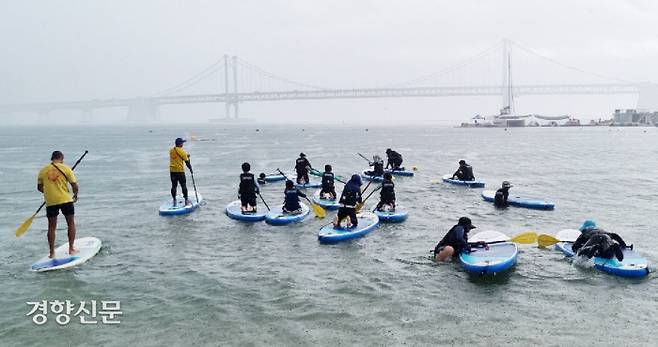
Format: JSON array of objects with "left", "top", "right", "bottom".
[{"left": 33, "top": 138, "right": 633, "bottom": 268}]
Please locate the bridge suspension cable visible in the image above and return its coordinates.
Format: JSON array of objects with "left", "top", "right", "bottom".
[
  {"left": 154, "top": 59, "right": 225, "bottom": 96},
  {"left": 235, "top": 57, "right": 328, "bottom": 91}
]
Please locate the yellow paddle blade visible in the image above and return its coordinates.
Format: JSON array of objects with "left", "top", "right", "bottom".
[
  {"left": 509, "top": 231, "right": 538, "bottom": 244},
  {"left": 537, "top": 234, "right": 561, "bottom": 248},
  {"left": 311, "top": 203, "right": 326, "bottom": 218},
  {"left": 355, "top": 203, "right": 364, "bottom": 213},
  {"left": 430, "top": 179, "right": 440, "bottom": 184},
  {"left": 15, "top": 214, "right": 36, "bottom": 237}
]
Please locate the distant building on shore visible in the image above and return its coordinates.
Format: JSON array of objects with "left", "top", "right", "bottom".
[{"left": 612, "top": 109, "right": 658, "bottom": 126}]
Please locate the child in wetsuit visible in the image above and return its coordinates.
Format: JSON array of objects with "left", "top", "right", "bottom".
[
  {"left": 283, "top": 180, "right": 306, "bottom": 214},
  {"left": 295, "top": 153, "right": 312, "bottom": 184},
  {"left": 238, "top": 162, "right": 259, "bottom": 213},
  {"left": 320, "top": 164, "right": 337, "bottom": 200},
  {"left": 334, "top": 175, "right": 363, "bottom": 229},
  {"left": 376, "top": 173, "right": 396, "bottom": 211},
  {"left": 365, "top": 155, "right": 384, "bottom": 177},
  {"left": 257, "top": 173, "right": 267, "bottom": 185}
]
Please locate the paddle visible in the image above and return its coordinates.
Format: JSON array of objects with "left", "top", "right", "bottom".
[
  {"left": 16, "top": 150, "right": 89, "bottom": 237},
  {"left": 189, "top": 161, "right": 200, "bottom": 205},
  {"left": 276, "top": 169, "right": 326, "bottom": 218},
  {"left": 537, "top": 234, "right": 569, "bottom": 248},
  {"left": 257, "top": 192, "right": 271, "bottom": 211},
  {"left": 357, "top": 152, "right": 371, "bottom": 164},
  {"left": 309, "top": 168, "right": 346, "bottom": 184},
  {"left": 428, "top": 231, "right": 538, "bottom": 253}
]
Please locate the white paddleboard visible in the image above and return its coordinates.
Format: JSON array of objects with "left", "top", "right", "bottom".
[{"left": 31, "top": 237, "right": 102, "bottom": 272}]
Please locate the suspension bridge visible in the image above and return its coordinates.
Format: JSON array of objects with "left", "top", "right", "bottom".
[{"left": 0, "top": 40, "right": 653, "bottom": 121}]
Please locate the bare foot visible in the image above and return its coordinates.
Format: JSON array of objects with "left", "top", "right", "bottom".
[
  {"left": 69, "top": 248, "right": 79, "bottom": 255},
  {"left": 49, "top": 252, "right": 55, "bottom": 259},
  {"left": 185, "top": 199, "right": 191, "bottom": 206}
]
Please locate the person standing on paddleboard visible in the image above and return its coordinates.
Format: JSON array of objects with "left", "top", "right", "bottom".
[
  {"left": 169, "top": 138, "right": 193, "bottom": 206},
  {"left": 452, "top": 160, "right": 475, "bottom": 181},
  {"left": 494, "top": 181, "right": 512, "bottom": 208},
  {"left": 434, "top": 217, "right": 483, "bottom": 262},
  {"left": 334, "top": 174, "right": 363, "bottom": 229},
  {"left": 37, "top": 151, "right": 79, "bottom": 259},
  {"left": 385, "top": 148, "right": 403, "bottom": 171},
  {"left": 319, "top": 164, "right": 337, "bottom": 200},
  {"left": 294, "top": 153, "right": 312, "bottom": 185},
  {"left": 238, "top": 162, "right": 259, "bottom": 214},
  {"left": 376, "top": 172, "right": 396, "bottom": 211}
]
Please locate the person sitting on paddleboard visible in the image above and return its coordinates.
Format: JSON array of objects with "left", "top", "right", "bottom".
[
  {"left": 571, "top": 220, "right": 628, "bottom": 261},
  {"left": 376, "top": 172, "right": 396, "bottom": 211},
  {"left": 452, "top": 160, "right": 475, "bottom": 181},
  {"left": 334, "top": 174, "right": 363, "bottom": 229},
  {"left": 385, "top": 148, "right": 403, "bottom": 171},
  {"left": 494, "top": 181, "right": 512, "bottom": 208},
  {"left": 434, "top": 217, "right": 484, "bottom": 261},
  {"left": 170, "top": 137, "right": 193, "bottom": 206},
  {"left": 38, "top": 151, "right": 80, "bottom": 259},
  {"left": 365, "top": 155, "right": 384, "bottom": 177},
  {"left": 257, "top": 173, "right": 267, "bottom": 185},
  {"left": 282, "top": 180, "right": 306, "bottom": 214},
  {"left": 238, "top": 162, "right": 259, "bottom": 214},
  {"left": 295, "top": 153, "right": 312, "bottom": 185},
  {"left": 320, "top": 164, "right": 337, "bottom": 200}
]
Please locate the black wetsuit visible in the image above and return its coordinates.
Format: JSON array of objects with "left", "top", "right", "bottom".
[
  {"left": 572, "top": 228, "right": 627, "bottom": 261},
  {"left": 434, "top": 225, "right": 470, "bottom": 256},
  {"left": 386, "top": 151, "right": 403, "bottom": 170},
  {"left": 494, "top": 187, "right": 510, "bottom": 207},
  {"left": 377, "top": 180, "right": 396, "bottom": 210},
  {"left": 283, "top": 188, "right": 306, "bottom": 212},
  {"left": 295, "top": 157, "right": 312, "bottom": 184},
  {"left": 337, "top": 185, "right": 362, "bottom": 227},
  {"left": 239, "top": 173, "right": 259, "bottom": 208},
  {"left": 453, "top": 164, "right": 475, "bottom": 181},
  {"left": 366, "top": 161, "right": 384, "bottom": 177},
  {"left": 320, "top": 172, "right": 336, "bottom": 198}
]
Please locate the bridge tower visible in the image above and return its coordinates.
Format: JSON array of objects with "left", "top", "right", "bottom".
[
  {"left": 223, "top": 55, "right": 240, "bottom": 119},
  {"left": 501, "top": 39, "right": 515, "bottom": 114}
]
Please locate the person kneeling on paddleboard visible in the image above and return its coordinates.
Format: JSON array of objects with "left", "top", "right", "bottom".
[
  {"left": 320, "top": 164, "right": 337, "bottom": 200},
  {"left": 434, "top": 217, "right": 484, "bottom": 262},
  {"left": 572, "top": 220, "right": 629, "bottom": 261},
  {"left": 376, "top": 173, "right": 396, "bottom": 212},
  {"left": 452, "top": 160, "right": 475, "bottom": 181},
  {"left": 238, "top": 162, "right": 259, "bottom": 214},
  {"left": 38, "top": 151, "right": 79, "bottom": 258},
  {"left": 257, "top": 173, "right": 267, "bottom": 185},
  {"left": 494, "top": 181, "right": 512, "bottom": 208},
  {"left": 282, "top": 180, "right": 306, "bottom": 214},
  {"left": 334, "top": 175, "right": 363, "bottom": 229},
  {"left": 365, "top": 155, "right": 384, "bottom": 177},
  {"left": 385, "top": 148, "right": 403, "bottom": 171},
  {"left": 170, "top": 137, "right": 193, "bottom": 206},
  {"left": 295, "top": 153, "right": 313, "bottom": 185}
]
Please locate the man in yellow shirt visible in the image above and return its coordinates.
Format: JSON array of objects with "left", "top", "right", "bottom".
[
  {"left": 170, "top": 138, "right": 193, "bottom": 206},
  {"left": 37, "top": 151, "right": 79, "bottom": 258}
]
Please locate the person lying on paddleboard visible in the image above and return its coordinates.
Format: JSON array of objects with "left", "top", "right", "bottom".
[
  {"left": 320, "top": 164, "right": 337, "bottom": 200},
  {"left": 572, "top": 220, "right": 629, "bottom": 261},
  {"left": 257, "top": 173, "right": 267, "bottom": 185},
  {"left": 170, "top": 137, "right": 193, "bottom": 206},
  {"left": 282, "top": 180, "right": 306, "bottom": 214},
  {"left": 434, "top": 217, "right": 485, "bottom": 261},
  {"left": 494, "top": 181, "right": 512, "bottom": 208},
  {"left": 38, "top": 151, "right": 79, "bottom": 258},
  {"left": 295, "top": 152, "right": 313, "bottom": 185},
  {"left": 238, "top": 162, "right": 259, "bottom": 214},
  {"left": 365, "top": 155, "right": 384, "bottom": 177},
  {"left": 385, "top": 148, "right": 403, "bottom": 171},
  {"left": 334, "top": 175, "right": 363, "bottom": 229},
  {"left": 452, "top": 160, "right": 475, "bottom": 181},
  {"left": 376, "top": 172, "right": 396, "bottom": 212}
]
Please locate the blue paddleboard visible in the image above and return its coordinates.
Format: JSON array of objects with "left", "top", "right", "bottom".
[
  {"left": 373, "top": 205, "right": 409, "bottom": 223},
  {"left": 225, "top": 200, "right": 267, "bottom": 222},
  {"left": 312, "top": 190, "right": 340, "bottom": 210},
  {"left": 441, "top": 174, "right": 485, "bottom": 188},
  {"left": 481, "top": 190, "right": 555, "bottom": 210},
  {"left": 362, "top": 170, "right": 384, "bottom": 182},
  {"left": 265, "top": 203, "right": 310, "bottom": 225},
  {"left": 159, "top": 193, "right": 202, "bottom": 216},
  {"left": 459, "top": 230, "right": 517, "bottom": 275},
  {"left": 318, "top": 212, "right": 379, "bottom": 243},
  {"left": 385, "top": 168, "right": 414, "bottom": 177}
]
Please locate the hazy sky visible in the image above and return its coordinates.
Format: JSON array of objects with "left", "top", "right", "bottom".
[{"left": 2, "top": 0, "right": 658, "bottom": 124}]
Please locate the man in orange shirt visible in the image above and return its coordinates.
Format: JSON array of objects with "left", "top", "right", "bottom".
[{"left": 37, "top": 151, "right": 79, "bottom": 258}]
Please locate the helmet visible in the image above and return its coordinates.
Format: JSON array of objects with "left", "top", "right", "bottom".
[
  {"left": 325, "top": 164, "right": 332, "bottom": 172},
  {"left": 299, "top": 152, "right": 306, "bottom": 157},
  {"left": 459, "top": 160, "right": 466, "bottom": 165},
  {"left": 386, "top": 148, "right": 392, "bottom": 153},
  {"left": 241, "top": 162, "right": 250, "bottom": 172},
  {"left": 285, "top": 180, "right": 294, "bottom": 189},
  {"left": 373, "top": 155, "right": 382, "bottom": 162},
  {"left": 580, "top": 219, "right": 597, "bottom": 232},
  {"left": 502, "top": 181, "right": 512, "bottom": 188}
]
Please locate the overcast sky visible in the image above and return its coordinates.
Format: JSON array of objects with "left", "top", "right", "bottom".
[{"left": 2, "top": 0, "right": 657, "bottom": 124}]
